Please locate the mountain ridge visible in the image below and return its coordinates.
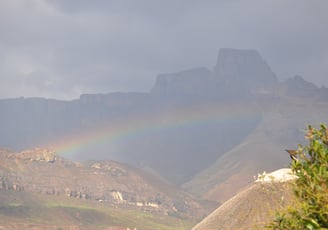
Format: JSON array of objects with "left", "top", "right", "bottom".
[{"left": 1, "top": 48, "right": 327, "bottom": 204}]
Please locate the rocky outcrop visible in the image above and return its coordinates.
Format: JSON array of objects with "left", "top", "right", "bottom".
[
  {"left": 0, "top": 175, "right": 24, "bottom": 191},
  {"left": 90, "top": 162, "right": 128, "bottom": 177},
  {"left": 18, "top": 148, "right": 58, "bottom": 163}
]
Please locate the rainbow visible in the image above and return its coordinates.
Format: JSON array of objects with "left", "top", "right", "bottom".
[{"left": 50, "top": 102, "right": 260, "bottom": 159}]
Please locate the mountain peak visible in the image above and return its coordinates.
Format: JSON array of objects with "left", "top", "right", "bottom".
[{"left": 214, "top": 48, "right": 278, "bottom": 93}]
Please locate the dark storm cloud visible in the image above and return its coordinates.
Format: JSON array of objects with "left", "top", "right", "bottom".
[{"left": 0, "top": 0, "right": 327, "bottom": 99}]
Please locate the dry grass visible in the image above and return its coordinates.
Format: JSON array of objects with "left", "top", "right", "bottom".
[{"left": 192, "top": 181, "right": 294, "bottom": 230}]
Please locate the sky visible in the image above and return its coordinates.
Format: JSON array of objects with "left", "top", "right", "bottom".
[{"left": 0, "top": 0, "right": 327, "bottom": 100}]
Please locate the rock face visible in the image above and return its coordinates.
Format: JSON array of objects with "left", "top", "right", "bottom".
[
  {"left": 18, "top": 148, "right": 57, "bottom": 162},
  {"left": 213, "top": 48, "right": 278, "bottom": 95}
]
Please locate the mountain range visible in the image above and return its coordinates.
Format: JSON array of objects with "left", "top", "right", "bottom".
[{"left": 1, "top": 48, "right": 328, "bottom": 227}]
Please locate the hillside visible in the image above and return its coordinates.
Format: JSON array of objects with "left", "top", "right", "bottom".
[
  {"left": 183, "top": 97, "right": 328, "bottom": 203},
  {"left": 0, "top": 190, "right": 197, "bottom": 230},
  {"left": 192, "top": 169, "right": 296, "bottom": 230},
  {"left": 0, "top": 148, "right": 214, "bottom": 229}
]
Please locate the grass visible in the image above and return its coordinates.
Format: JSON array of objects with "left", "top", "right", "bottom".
[{"left": 0, "top": 190, "right": 196, "bottom": 229}]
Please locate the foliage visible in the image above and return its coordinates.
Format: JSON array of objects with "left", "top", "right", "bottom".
[{"left": 267, "top": 124, "right": 328, "bottom": 229}]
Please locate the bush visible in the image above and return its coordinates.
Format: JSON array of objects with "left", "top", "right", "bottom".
[{"left": 267, "top": 124, "right": 328, "bottom": 229}]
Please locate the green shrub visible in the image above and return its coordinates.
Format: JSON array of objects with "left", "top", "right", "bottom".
[{"left": 267, "top": 124, "right": 328, "bottom": 229}]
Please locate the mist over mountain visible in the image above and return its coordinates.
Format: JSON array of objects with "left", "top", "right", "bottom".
[
  {"left": 151, "top": 48, "right": 278, "bottom": 99},
  {"left": 1, "top": 48, "right": 327, "bottom": 192},
  {"left": 1, "top": 2, "right": 327, "bottom": 228}
]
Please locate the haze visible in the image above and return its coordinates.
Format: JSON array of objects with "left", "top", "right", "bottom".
[
  {"left": 0, "top": 0, "right": 327, "bottom": 100},
  {"left": 1, "top": 2, "right": 328, "bottom": 229}
]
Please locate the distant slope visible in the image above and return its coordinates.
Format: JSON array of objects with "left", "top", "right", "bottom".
[
  {"left": 183, "top": 98, "right": 328, "bottom": 203},
  {"left": 192, "top": 170, "right": 296, "bottom": 230}
]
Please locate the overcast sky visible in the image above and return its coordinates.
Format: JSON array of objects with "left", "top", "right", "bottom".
[{"left": 0, "top": 0, "right": 327, "bottom": 100}]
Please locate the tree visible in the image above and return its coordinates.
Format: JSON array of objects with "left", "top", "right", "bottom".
[{"left": 267, "top": 124, "right": 328, "bottom": 229}]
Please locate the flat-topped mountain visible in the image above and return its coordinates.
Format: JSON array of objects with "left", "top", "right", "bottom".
[
  {"left": 151, "top": 48, "right": 279, "bottom": 98},
  {"left": 214, "top": 48, "right": 278, "bottom": 95}
]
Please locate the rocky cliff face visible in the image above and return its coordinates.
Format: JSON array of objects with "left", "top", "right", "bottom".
[
  {"left": 0, "top": 148, "right": 210, "bottom": 218},
  {"left": 213, "top": 48, "right": 278, "bottom": 95}
]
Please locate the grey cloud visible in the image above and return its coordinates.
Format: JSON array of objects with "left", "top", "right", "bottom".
[{"left": 0, "top": 0, "right": 327, "bottom": 99}]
